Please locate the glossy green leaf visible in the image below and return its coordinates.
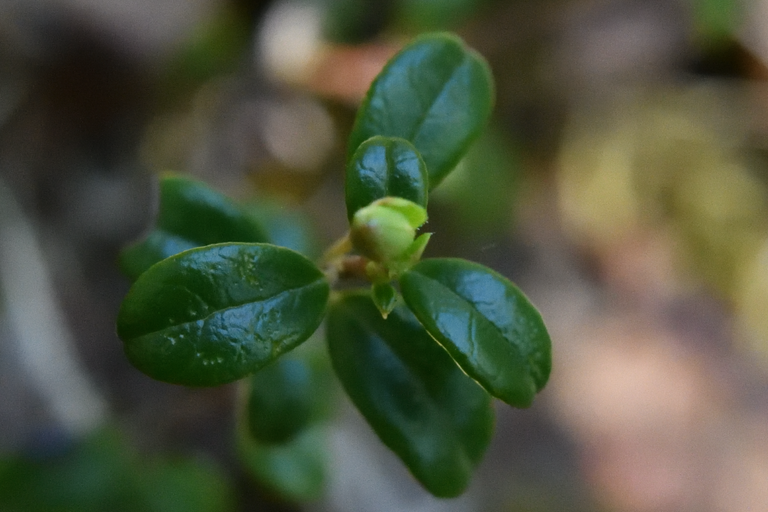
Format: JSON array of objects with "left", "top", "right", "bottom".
[
  {"left": 237, "top": 425, "right": 327, "bottom": 503},
  {"left": 346, "top": 136, "right": 428, "bottom": 220},
  {"left": 246, "top": 357, "right": 314, "bottom": 444},
  {"left": 120, "top": 174, "right": 268, "bottom": 281},
  {"left": 399, "top": 258, "right": 551, "bottom": 408},
  {"left": 326, "top": 293, "right": 494, "bottom": 497},
  {"left": 117, "top": 243, "right": 329, "bottom": 386},
  {"left": 348, "top": 33, "right": 494, "bottom": 188}
]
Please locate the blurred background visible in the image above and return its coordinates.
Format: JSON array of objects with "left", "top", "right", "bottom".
[{"left": 1, "top": 0, "right": 768, "bottom": 510}]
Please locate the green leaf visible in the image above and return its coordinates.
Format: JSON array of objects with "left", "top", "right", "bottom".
[
  {"left": 120, "top": 174, "right": 268, "bottom": 281},
  {"left": 397, "top": 0, "right": 483, "bottom": 32},
  {"left": 348, "top": 33, "right": 494, "bottom": 188},
  {"left": 117, "top": 243, "right": 329, "bottom": 386},
  {"left": 345, "top": 136, "right": 428, "bottom": 220},
  {"left": 399, "top": 258, "right": 551, "bottom": 408},
  {"left": 326, "top": 293, "right": 494, "bottom": 497},
  {"left": 371, "top": 282, "right": 398, "bottom": 318},
  {"left": 321, "top": 0, "right": 385, "bottom": 44},
  {"left": 0, "top": 427, "right": 235, "bottom": 512},
  {"left": 246, "top": 356, "right": 314, "bottom": 444},
  {"left": 0, "top": 428, "right": 139, "bottom": 512},
  {"left": 237, "top": 425, "right": 326, "bottom": 503}
]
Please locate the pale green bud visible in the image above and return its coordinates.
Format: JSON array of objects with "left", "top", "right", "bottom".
[
  {"left": 373, "top": 197, "right": 428, "bottom": 228},
  {"left": 350, "top": 197, "right": 427, "bottom": 263}
]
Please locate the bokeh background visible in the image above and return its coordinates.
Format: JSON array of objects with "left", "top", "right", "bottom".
[{"left": 1, "top": 0, "right": 768, "bottom": 511}]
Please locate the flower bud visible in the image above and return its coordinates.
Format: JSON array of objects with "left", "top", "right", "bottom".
[{"left": 350, "top": 198, "right": 427, "bottom": 263}]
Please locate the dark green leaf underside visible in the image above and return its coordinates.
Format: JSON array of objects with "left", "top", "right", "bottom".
[
  {"left": 120, "top": 230, "right": 199, "bottom": 281},
  {"left": 120, "top": 174, "right": 268, "bottom": 281},
  {"left": 348, "top": 32, "right": 494, "bottom": 188},
  {"left": 246, "top": 357, "right": 314, "bottom": 444},
  {"left": 238, "top": 425, "right": 326, "bottom": 502},
  {"left": 326, "top": 292, "right": 493, "bottom": 497},
  {"left": 400, "top": 258, "right": 551, "bottom": 408},
  {"left": 117, "top": 243, "right": 329, "bottom": 386}
]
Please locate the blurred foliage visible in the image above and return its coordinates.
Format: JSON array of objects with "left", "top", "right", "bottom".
[
  {"left": 395, "top": 0, "right": 486, "bottom": 33},
  {"left": 243, "top": 198, "right": 320, "bottom": 258},
  {"left": 558, "top": 85, "right": 768, "bottom": 362},
  {"left": 319, "top": 0, "right": 488, "bottom": 42},
  {"left": 237, "top": 425, "right": 327, "bottom": 503},
  {"left": 690, "top": 0, "right": 741, "bottom": 44},
  {"left": 237, "top": 336, "right": 336, "bottom": 502},
  {"left": 159, "top": 4, "right": 252, "bottom": 105},
  {"left": 321, "top": 0, "right": 389, "bottom": 44},
  {"left": 431, "top": 125, "right": 521, "bottom": 240},
  {"left": 0, "top": 428, "right": 234, "bottom": 512}
]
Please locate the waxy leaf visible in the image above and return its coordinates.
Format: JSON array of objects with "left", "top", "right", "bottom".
[
  {"left": 117, "top": 243, "right": 329, "bottom": 386},
  {"left": 348, "top": 33, "right": 494, "bottom": 188},
  {"left": 120, "top": 174, "right": 268, "bottom": 281},
  {"left": 346, "top": 136, "right": 428, "bottom": 220},
  {"left": 246, "top": 357, "right": 314, "bottom": 444},
  {"left": 400, "top": 259, "right": 551, "bottom": 408},
  {"left": 326, "top": 293, "right": 494, "bottom": 497}
]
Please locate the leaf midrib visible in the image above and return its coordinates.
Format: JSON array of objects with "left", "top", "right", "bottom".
[
  {"left": 128, "top": 276, "right": 326, "bottom": 340},
  {"left": 404, "top": 269, "right": 522, "bottom": 368},
  {"left": 412, "top": 267, "right": 549, "bottom": 390},
  {"left": 405, "top": 55, "right": 469, "bottom": 146},
  {"left": 400, "top": 270, "right": 538, "bottom": 388}
]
